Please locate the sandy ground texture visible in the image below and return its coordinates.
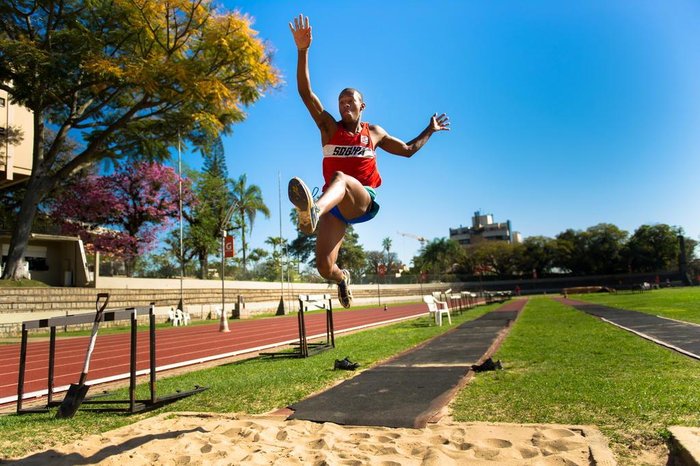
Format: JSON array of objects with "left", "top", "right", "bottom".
[{"left": 11, "top": 412, "right": 617, "bottom": 465}]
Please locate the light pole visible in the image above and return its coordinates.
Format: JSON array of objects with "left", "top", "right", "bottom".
[
  {"left": 276, "top": 172, "right": 286, "bottom": 316},
  {"left": 177, "top": 130, "right": 185, "bottom": 313},
  {"left": 219, "top": 202, "right": 238, "bottom": 333}
]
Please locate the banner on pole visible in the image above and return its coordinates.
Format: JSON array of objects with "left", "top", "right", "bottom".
[{"left": 224, "top": 235, "right": 235, "bottom": 258}]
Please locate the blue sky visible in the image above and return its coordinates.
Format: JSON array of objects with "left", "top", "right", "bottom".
[{"left": 180, "top": 0, "right": 700, "bottom": 265}]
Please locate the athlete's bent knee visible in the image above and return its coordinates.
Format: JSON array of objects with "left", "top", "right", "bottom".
[{"left": 330, "top": 171, "right": 348, "bottom": 183}]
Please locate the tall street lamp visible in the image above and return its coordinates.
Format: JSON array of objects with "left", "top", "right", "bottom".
[{"left": 219, "top": 202, "right": 238, "bottom": 333}]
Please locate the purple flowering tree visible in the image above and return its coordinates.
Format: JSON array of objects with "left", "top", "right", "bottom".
[{"left": 50, "top": 162, "right": 193, "bottom": 276}]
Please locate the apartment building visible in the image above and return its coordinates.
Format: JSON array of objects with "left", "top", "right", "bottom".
[{"left": 449, "top": 210, "right": 522, "bottom": 246}]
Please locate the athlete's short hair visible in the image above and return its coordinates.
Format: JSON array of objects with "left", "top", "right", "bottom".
[{"left": 339, "top": 88, "right": 363, "bottom": 102}]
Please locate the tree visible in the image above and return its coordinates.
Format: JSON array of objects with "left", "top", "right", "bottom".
[
  {"left": 230, "top": 174, "right": 270, "bottom": 270},
  {"left": 179, "top": 169, "right": 224, "bottom": 277},
  {"left": 467, "top": 241, "right": 518, "bottom": 278},
  {"left": 554, "top": 224, "right": 628, "bottom": 275},
  {"left": 49, "top": 161, "right": 191, "bottom": 275},
  {"left": 626, "top": 224, "right": 682, "bottom": 272},
  {"left": 0, "top": 0, "right": 279, "bottom": 279},
  {"left": 517, "top": 236, "right": 557, "bottom": 277},
  {"left": 414, "top": 237, "right": 464, "bottom": 279},
  {"left": 134, "top": 251, "right": 179, "bottom": 278},
  {"left": 365, "top": 250, "right": 385, "bottom": 277},
  {"left": 555, "top": 229, "right": 591, "bottom": 275},
  {"left": 180, "top": 136, "right": 234, "bottom": 278},
  {"left": 201, "top": 136, "right": 228, "bottom": 179},
  {"left": 586, "top": 223, "right": 629, "bottom": 274},
  {"left": 247, "top": 247, "right": 268, "bottom": 275},
  {"left": 381, "top": 237, "right": 397, "bottom": 272},
  {"left": 260, "top": 236, "right": 287, "bottom": 281}
]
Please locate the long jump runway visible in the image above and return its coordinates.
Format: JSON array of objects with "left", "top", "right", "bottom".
[
  {"left": 288, "top": 299, "right": 526, "bottom": 428},
  {"left": 560, "top": 297, "right": 700, "bottom": 360},
  {"left": 0, "top": 303, "right": 428, "bottom": 407}
]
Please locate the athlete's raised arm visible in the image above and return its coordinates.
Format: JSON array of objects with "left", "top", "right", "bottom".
[
  {"left": 289, "top": 15, "right": 335, "bottom": 138},
  {"left": 374, "top": 113, "right": 450, "bottom": 158}
]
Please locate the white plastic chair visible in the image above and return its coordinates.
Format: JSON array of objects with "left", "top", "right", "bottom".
[
  {"left": 212, "top": 306, "right": 222, "bottom": 319},
  {"left": 422, "top": 295, "right": 452, "bottom": 326},
  {"left": 168, "top": 308, "right": 182, "bottom": 326},
  {"left": 174, "top": 308, "right": 190, "bottom": 326}
]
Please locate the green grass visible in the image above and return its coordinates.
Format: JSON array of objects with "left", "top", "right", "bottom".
[
  {"left": 0, "top": 303, "right": 494, "bottom": 459},
  {"left": 451, "top": 296, "right": 700, "bottom": 464},
  {"left": 0, "top": 279, "right": 49, "bottom": 288},
  {"left": 569, "top": 286, "right": 700, "bottom": 324}
]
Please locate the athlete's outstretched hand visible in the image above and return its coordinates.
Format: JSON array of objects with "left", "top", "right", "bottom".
[
  {"left": 289, "top": 14, "right": 312, "bottom": 51},
  {"left": 430, "top": 113, "right": 451, "bottom": 132}
]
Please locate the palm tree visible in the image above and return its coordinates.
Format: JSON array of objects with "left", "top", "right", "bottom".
[
  {"left": 230, "top": 174, "right": 270, "bottom": 270},
  {"left": 382, "top": 237, "right": 394, "bottom": 271}
]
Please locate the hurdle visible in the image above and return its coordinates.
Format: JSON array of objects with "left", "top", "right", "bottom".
[
  {"left": 261, "top": 294, "right": 335, "bottom": 358},
  {"left": 16, "top": 299, "right": 207, "bottom": 415}
]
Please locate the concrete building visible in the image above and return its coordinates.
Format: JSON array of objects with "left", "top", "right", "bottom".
[
  {"left": 0, "top": 89, "right": 33, "bottom": 189},
  {"left": 449, "top": 210, "right": 522, "bottom": 246},
  {"left": 0, "top": 233, "right": 91, "bottom": 286}
]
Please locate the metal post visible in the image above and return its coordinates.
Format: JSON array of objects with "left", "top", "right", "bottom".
[
  {"left": 129, "top": 308, "right": 137, "bottom": 413},
  {"left": 16, "top": 325, "right": 28, "bottom": 413},
  {"left": 277, "top": 172, "right": 285, "bottom": 315},
  {"left": 48, "top": 326, "right": 56, "bottom": 405},
  {"left": 220, "top": 230, "right": 230, "bottom": 332},
  {"left": 149, "top": 304, "right": 157, "bottom": 404},
  {"left": 178, "top": 130, "right": 185, "bottom": 312}
]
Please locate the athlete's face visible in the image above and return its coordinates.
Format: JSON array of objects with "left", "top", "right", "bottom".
[{"left": 338, "top": 91, "right": 365, "bottom": 122}]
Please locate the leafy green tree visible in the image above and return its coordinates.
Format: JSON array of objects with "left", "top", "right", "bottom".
[
  {"left": 134, "top": 251, "right": 179, "bottom": 278},
  {"left": 626, "top": 224, "right": 682, "bottom": 272},
  {"left": 231, "top": 174, "right": 270, "bottom": 271},
  {"left": 555, "top": 229, "right": 590, "bottom": 275},
  {"left": 259, "top": 236, "right": 287, "bottom": 281},
  {"left": 468, "top": 241, "right": 519, "bottom": 278},
  {"left": 586, "top": 223, "right": 629, "bottom": 274},
  {"left": 201, "top": 136, "right": 228, "bottom": 179},
  {"left": 517, "top": 236, "right": 557, "bottom": 277},
  {"left": 183, "top": 168, "right": 230, "bottom": 278},
  {"left": 365, "top": 250, "right": 385, "bottom": 276},
  {"left": 555, "top": 224, "right": 628, "bottom": 275},
  {"left": 0, "top": 0, "right": 278, "bottom": 279},
  {"left": 177, "top": 135, "right": 236, "bottom": 279},
  {"left": 247, "top": 247, "right": 269, "bottom": 277},
  {"left": 414, "top": 237, "right": 464, "bottom": 279}
]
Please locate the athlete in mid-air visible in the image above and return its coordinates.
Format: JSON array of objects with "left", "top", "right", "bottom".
[{"left": 288, "top": 14, "right": 450, "bottom": 308}]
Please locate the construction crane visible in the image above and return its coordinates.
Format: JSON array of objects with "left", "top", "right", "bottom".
[{"left": 397, "top": 231, "right": 428, "bottom": 247}]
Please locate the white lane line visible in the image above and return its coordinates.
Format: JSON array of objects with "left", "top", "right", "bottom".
[{"left": 600, "top": 317, "right": 700, "bottom": 361}]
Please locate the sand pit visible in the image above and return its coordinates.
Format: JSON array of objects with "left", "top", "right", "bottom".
[{"left": 13, "top": 412, "right": 616, "bottom": 465}]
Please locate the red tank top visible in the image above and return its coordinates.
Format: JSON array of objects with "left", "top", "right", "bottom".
[{"left": 322, "top": 122, "right": 382, "bottom": 191}]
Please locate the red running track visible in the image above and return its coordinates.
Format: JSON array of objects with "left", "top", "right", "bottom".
[{"left": 0, "top": 303, "right": 428, "bottom": 406}]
